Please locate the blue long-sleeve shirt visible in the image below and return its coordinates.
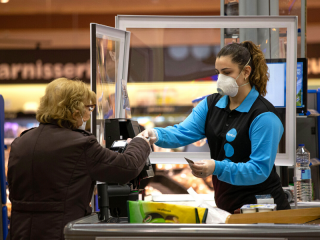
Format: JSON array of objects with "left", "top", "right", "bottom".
[{"left": 154, "top": 87, "right": 283, "bottom": 186}]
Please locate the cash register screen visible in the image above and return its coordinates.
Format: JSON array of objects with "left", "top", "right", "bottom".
[
  {"left": 112, "top": 140, "right": 127, "bottom": 148},
  {"left": 265, "top": 58, "right": 307, "bottom": 113},
  {"left": 264, "top": 61, "right": 286, "bottom": 108}
]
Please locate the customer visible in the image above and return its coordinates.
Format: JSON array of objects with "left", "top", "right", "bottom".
[
  {"left": 7, "top": 78, "right": 151, "bottom": 240},
  {"left": 141, "top": 41, "right": 290, "bottom": 213}
]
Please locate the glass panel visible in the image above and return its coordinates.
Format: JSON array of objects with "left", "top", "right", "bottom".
[
  {"left": 128, "top": 28, "right": 217, "bottom": 154},
  {"left": 127, "top": 27, "right": 288, "bottom": 155},
  {"left": 95, "top": 35, "right": 121, "bottom": 145},
  {"left": 117, "top": 16, "right": 296, "bottom": 196}
]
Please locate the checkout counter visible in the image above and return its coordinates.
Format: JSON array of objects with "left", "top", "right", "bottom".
[
  {"left": 65, "top": 193, "right": 320, "bottom": 239},
  {"left": 64, "top": 194, "right": 320, "bottom": 240},
  {"left": 64, "top": 213, "right": 320, "bottom": 240}
]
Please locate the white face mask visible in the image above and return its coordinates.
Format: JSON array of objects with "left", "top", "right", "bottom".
[
  {"left": 216, "top": 58, "right": 251, "bottom": 97},
  {"left": 78, "top": 114, "right": 87, "bottom": 130}
]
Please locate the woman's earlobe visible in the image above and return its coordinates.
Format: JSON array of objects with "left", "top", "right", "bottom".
[
  {"left": 244, "top": 67, "right": 251, "bottom": 80},
  {"left": 243, "top": 72, "right": 249, "bottom": 81}
]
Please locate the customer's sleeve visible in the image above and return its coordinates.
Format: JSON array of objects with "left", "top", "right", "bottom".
[
  {"left": 213, "top": 112, "right": 283, "bottom": 186},
  {"left": 154, "top": 98, "right": 208, "bottom": 148},
  {"left": 85, "top": 137, "right": 150, "bottom": 184}
]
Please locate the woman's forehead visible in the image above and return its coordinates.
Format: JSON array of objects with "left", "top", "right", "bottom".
[{"left": 215, "top": 56, "right": 237, "bottom": 69}]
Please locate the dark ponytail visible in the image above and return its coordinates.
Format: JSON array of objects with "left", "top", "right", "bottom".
[{"left": 217, "top": 41, "right": 269, "bottom": 96}]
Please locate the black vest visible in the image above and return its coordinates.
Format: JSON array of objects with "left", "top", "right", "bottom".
[{"left": 205, "top": 93, "right": 290, "bottom": 213}]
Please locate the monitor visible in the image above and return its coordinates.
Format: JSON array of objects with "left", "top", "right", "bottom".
[{"left": 265, "top": 58, "right": 308, "bottom": 113}]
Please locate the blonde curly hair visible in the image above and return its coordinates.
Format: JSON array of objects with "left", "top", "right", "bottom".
[{"left": 36, "top": 78, "right": 96, "bottom": 129}]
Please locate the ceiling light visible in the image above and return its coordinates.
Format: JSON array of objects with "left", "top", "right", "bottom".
[{"left": 1, "top": 0, "right": 9, "bottom": 3}]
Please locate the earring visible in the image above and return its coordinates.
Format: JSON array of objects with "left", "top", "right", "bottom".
[{"left": 245, "top": 77, "right": 247, "bottom": 81}]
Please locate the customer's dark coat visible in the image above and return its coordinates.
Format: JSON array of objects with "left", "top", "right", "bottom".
[{"left": 7, "top": 122, "right": 151, "bottom": 240}]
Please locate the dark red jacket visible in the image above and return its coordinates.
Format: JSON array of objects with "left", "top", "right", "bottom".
[{"left": 7, "top": 122, "right": 150, "bottom": 240}]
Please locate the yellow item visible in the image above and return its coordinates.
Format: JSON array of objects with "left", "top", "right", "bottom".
[{"left": 127, "top": 200, "right": 208, "bottom": 224}]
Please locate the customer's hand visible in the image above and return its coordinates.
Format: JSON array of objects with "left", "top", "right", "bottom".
[
  {"left": 139, "top": 129, "right": 158, "bottom": 145},
  {"left": 189, "top": 159, "right": 216, "bottom": 178},
  {"left": 134, "top": 134, "right": 151, "bottom": 146},
  {"left": 126, "top": 138, "right": 132, "bottom": 144}
]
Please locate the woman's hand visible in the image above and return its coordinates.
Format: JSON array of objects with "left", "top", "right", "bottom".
[
  {"left": 139, "top": 129, "right": 158, "bottom": 145},
  {"left": 189, "top": 159, "right": 216, "bottom": 178},
  {"left": 134, "top": 133, "right": 151, "bottom": 146}
]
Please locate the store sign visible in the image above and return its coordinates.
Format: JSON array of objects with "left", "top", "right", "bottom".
[
  {"left": 0, "top": 49, "right": 90, "bottom": 84},
  {"left": 308, "top": 44, "right": 320, "bottom": 78},
  {"left": 1, "top": 45, "right": 320, "bottom": 84}
]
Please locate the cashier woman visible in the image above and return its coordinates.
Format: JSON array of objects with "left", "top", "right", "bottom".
[
  {"left": 142, "top": 41, "right": 291, "bottom": 214},
  {"left": 7, "top": 78, "right": 151, "bottom": 240}
]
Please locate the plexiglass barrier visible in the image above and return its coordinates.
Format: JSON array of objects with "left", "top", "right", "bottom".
[
  {"left": 90, "top": 23, "right": 130, "bottom": 146},
  {"left": 116, "top": 16, "right": 297, "bottom": 166}
]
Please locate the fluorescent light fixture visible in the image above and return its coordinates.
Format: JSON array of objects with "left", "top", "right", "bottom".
[{"left": 1, "top": 0, "right": 9, "bottom": 3}]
